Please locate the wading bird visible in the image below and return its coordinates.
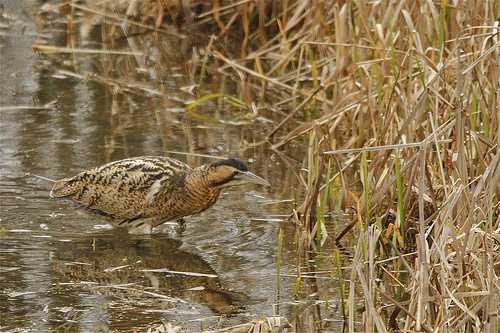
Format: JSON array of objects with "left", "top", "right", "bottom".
[{"left": 50, "top": 157, "right": 269, "bottom": 233}]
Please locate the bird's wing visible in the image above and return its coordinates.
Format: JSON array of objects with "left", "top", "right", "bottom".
[{"left": 50, "top": 156, "right": 191, "bottom": 220}]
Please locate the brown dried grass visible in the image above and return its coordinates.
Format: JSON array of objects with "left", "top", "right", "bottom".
[
  {"left": 38, "top": 0, "right": 499, "bottom": 331},
  {"left": 204, "top": 1, "right": 499, "bottom": 331}
]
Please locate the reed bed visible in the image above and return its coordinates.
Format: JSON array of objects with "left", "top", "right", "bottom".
[
  {"left": 36, "top": 0, "right": 499, "bottom": 331},
  {"left": 202, "top": 1, "right": 500, "bottom": 331}
]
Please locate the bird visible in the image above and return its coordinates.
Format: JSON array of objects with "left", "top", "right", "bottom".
[{"left": 49, "top": 156, "right": 270, "bottom": 233}]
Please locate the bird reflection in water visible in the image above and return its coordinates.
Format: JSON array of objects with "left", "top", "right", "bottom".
[{"left": 51, "top": 230, "right": 246, "bottom": 328}]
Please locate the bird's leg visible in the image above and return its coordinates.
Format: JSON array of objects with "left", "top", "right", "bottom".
[
  {"left": 176, "top": 218, "right": 186, "bottom": 234},
  {"left": 127, "top": 218, "right": 153, "bottom": 235}
]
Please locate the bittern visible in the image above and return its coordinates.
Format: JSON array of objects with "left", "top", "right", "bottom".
[{"left": 50, "top": 157, "right": 269, "bottom": 233}]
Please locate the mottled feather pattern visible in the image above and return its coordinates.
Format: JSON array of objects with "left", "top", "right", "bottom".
[
  {"left": 50, "top": 156, "right": 222, "bottom": 226},
  {"left": 49, "top": 156, "right": 268, "bottom": 232}
]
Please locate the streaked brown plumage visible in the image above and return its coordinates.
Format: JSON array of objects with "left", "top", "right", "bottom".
[{"left": 50, "top": 156, "right": 269, "bottom": 233}]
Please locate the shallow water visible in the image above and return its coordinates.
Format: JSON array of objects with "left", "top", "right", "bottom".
[{"left": 0, "top": 2, "right": 347, "bottom": 331}]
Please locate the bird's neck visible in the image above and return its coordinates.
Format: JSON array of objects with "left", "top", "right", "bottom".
[{"left": 184, "top": 166, "right": 221, "bottom": 202}]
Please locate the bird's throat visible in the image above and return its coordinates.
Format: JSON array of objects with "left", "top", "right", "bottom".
[{"left": 183, "top": 167, "right": 221, "bottom": 211}]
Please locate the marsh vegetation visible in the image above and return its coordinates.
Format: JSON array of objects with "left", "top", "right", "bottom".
[{"left": 1, "top": 0, "right": 499, "bottom": 332}]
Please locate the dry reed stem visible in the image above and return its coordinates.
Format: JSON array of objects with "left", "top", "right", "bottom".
[
  {"left": 203, "top": 1, "right": 499, "bottom": 331},
  {"left": 39, "top": 0, "right": 499, "bottom": 331}
]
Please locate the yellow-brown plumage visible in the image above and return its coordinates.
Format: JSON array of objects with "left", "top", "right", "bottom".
[{"left": 50, "top": 156, "right": 269, "bottom": 233}]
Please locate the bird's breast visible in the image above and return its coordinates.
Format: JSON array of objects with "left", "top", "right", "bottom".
[
  {"left": 182, "top": 187, "right": 221, "bottom": 214},
  {"left": 150, "top": 187, "right": 220, "bottom": 220}
]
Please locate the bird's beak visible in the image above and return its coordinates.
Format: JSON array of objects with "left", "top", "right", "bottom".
[{"left": 238, "top": 171, "right": 271, "bottom": 187}]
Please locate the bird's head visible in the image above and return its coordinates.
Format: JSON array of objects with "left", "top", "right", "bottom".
[{"left": 206, "top": 159, "right": 270, "bottom": 189}]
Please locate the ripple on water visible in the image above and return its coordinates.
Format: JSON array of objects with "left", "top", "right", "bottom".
[{"left": 0, "top": 1, "right": 302, "bottom": 330}]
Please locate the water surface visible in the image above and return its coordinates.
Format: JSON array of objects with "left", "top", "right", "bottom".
[{"left": 0, "top": 2, "right": 346, "bottom": 331}]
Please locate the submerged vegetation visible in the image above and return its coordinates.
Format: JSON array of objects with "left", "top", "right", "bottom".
[{"left": 25, "top": 0, "right": 500, "bottom": 331}]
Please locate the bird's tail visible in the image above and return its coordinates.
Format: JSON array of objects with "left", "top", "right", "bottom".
[{"left": 49, "top": 178, "right": 77, "bottom": 198}]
